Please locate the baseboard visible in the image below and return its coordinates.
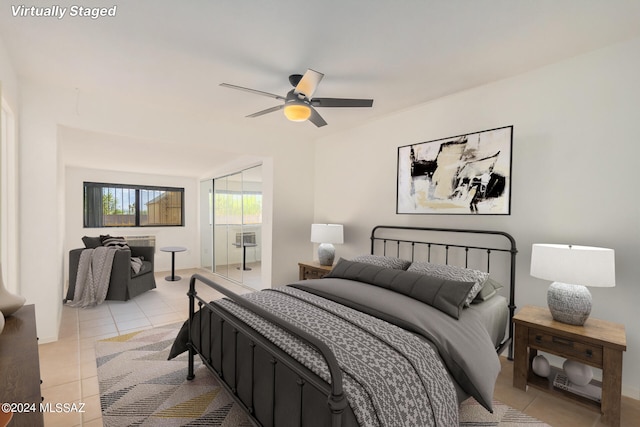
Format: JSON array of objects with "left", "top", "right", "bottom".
[
  {"left": 622, "top": 384, "right": 640, "bottom": 400},
  {"left": 38, "top": 334, "right": 58, "bottom": 344}
]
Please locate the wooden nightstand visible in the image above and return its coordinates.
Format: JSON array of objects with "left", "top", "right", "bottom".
[
  {"left": 513, "top": 305, "right": 626, "bottom": 427},
  {"left": 298, "top": 261, "right": 333, "bottom": 280}
]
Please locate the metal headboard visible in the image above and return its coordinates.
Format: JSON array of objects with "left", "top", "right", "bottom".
[{"left": 370, "top": 225, "right": 517, "bottom": 359}]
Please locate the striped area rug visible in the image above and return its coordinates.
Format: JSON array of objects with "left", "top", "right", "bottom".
[
  {"left": 96, "top": 323, "right": 252, "bottom": 427},
  {"left": 96, "top": 323, "right": 549, "bottom": 427},
  {"left": 459, "top": 398, "right": 550, "bottom": 426}
]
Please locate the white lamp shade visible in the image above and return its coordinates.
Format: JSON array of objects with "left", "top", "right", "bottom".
[
  {"left": 311, "top": 224, "right": 344, "bottom": 244},
  {"left": 530, "top": 244, "right": 615, "bottom": 287}
]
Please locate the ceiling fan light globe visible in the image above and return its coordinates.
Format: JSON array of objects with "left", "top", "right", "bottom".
[{"left": 283, "top": 104, "right": 311, "bottom": 122}]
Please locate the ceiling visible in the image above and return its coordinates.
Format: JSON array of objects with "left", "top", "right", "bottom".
[{"left": 2, "top": 0, "right": 640, "bottom": 177}]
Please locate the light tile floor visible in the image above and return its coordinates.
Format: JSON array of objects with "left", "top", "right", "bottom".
[
  {"left": 39, "top": 268, "right": 250, "bottom": 427},
  {"left": 39, "top": 269, "right": 640, "bottom": 426}
]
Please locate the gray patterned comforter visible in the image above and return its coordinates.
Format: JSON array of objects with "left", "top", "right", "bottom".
[{"left": 214, "top": 287, "right": 459, "bottom": 427}]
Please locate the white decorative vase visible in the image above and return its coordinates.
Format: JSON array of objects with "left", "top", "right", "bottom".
[
  {"left": 563, "top": 359, "right": 593, "bottom": 386},
  {"left": 532, "top": 354, "right": 551, "bottom": 377},
  {"left": 0, "top": 263, "right": 26, "bottom": 317}
]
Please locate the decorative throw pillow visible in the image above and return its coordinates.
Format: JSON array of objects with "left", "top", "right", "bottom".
[
  {"left": 326, "top": 258, "right": 475, "bottom": 319},
  {"left": 351, "top": 255, "right": 411, "bottom": 270},
  {"left": 407, "top": 261, "right": 489, "bottom": 306},
  {"left": 472, "top": 277, "right": 504, "bottom": 303},
  {"left": 101, "top": 236, "right": 130, "bottom": 250},
  {"left": 130, "top": 257, "right": 143, "bottom": 274},
  {"left": 82, "top": 236, "right": 102, "bottom": 249}
]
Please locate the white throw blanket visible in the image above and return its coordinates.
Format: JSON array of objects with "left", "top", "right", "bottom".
[{"left": 68, "top": 247, "right": 116, "bottom": 307}]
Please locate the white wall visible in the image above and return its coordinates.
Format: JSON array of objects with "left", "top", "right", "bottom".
[
  {"left": 14, "top": 76, "right": 314, "bottom": 341},
  {"left": 0, "top": 36, "right": 18, "bottom": 106},
  {"left": 64, "top": 166, "right": 200, "bottom": 277},
  {"left": 0, "top": 35, "right": 20, "bottom": 294},
  {"left": 314, "top": 37, "right": 640, "bottom": 398},
  {"left": 19, "top": 82, "right": 64, "bottom": 343}
]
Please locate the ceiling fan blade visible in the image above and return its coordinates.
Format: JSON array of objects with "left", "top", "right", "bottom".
[
  {"left": 246, "top": 104, "right": 284, "bottom": 118},
  {"left": 294, "top": 69, "right": 324, "bottom": 99},
  {"left": 311, "top": 97, "right": 374, "bottom": 108},
  {"left": 308, "top": 106, "right": 327, "bottom": 127},
  {"left": 220, "top": 83, "right": 285, "bottom": 100}
]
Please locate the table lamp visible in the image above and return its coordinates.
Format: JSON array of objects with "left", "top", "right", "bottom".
[
  {"left": 530, "top": 244, "right": 615, "bottom": 326},
  {"left": 311, "top": 224, "right": 344, "bottom": 266}
]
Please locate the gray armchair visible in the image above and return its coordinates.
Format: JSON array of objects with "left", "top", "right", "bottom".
[{"left": 66, "top": 246, "right": 156, "bottom": 302}]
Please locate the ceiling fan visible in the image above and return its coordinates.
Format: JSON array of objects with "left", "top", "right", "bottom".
[{"left": 220, "top": 69, "right": 373, "bottom": 127}]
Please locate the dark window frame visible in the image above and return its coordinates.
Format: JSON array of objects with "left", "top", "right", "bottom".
[{"left": 83, "top": 181, "right": 185, "bottom": 228}]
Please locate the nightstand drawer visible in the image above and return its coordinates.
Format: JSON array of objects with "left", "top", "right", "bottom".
[
  {"left": 301, "top": 267, "right": 329, "bottom": 280},
  {"left": 529, "top": 329, "right": 603, "bottom": 366},
  {"left": 298, "top": 262, "right": 333, "bottom": 280}
]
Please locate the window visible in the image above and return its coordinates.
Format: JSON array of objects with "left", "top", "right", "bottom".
[{"left": 84, "top": 182, "right": 184, "bottom": 227}]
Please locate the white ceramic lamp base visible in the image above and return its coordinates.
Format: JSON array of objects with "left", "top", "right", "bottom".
[
  {"left": 317, "top": 243, "right": 336, "bottom": 266},
  {"left": 547, "top": 282, "right": 592, "bottom": 326}
]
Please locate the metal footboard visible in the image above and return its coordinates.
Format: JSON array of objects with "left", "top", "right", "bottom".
[{"left": 186, "top": 274, "right": 351, "bottom": 427}]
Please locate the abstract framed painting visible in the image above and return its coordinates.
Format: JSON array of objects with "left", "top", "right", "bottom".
[{"left": 397, "top": 125, "right": 513, "bottom": 215}]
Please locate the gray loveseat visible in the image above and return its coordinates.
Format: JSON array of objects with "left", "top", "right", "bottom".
[{"left": 66, "top": 245, "right": 156, "bottom": 302}]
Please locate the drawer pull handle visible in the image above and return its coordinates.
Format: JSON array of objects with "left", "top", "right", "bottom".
[
  {"left": 585, "top": 349, "right": 593, "bottom": 358},
  {"left": 552, "top": 337, "right": 574, "bottom": 347},
  {"left": 535, "top": 335, "right": 542, "bottom": 344}
]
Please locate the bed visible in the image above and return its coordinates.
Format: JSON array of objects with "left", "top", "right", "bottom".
[{"left": 170, "top": 226, "right": 517, "bottom": 426}]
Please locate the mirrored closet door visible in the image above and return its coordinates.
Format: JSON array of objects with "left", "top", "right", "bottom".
[{"left": 201, "top": 165, "right": 262, "bottom": 288}]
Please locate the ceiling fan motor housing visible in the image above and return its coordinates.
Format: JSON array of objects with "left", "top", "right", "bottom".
[{"left": 286, "top": 89, "right": 309, "bottom": 102}]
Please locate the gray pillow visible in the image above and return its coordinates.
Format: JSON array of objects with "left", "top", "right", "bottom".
[
  {"left": 472, "top": 277, "right": 504, "bottom": 303},
  {"left": 82, "top": 236, "right": 102, "bottom": 249},
  {"left": 407, "top": 261, "right": 489, "bottom": 307},
  {"left": 326, "top": 259, "right": 475, "bottom": 319},
  {"left": 350, "top": 255, "right": 411, "bottom": 270}
]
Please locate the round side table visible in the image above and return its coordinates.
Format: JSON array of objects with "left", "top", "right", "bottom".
[{"left": 160, "top": 246, "right": 187, "bottom": 281}]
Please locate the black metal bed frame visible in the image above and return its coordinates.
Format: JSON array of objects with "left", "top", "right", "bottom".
[
  {"left": 185, "top": 225, "right": 517, "bottom": 427},
  {"left": 187, "top": 274, "right": 349, "bottom": 427}
]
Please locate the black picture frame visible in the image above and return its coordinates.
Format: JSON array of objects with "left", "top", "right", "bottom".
[{"left": 397, "top": 125, "right": 513, "bottom": 215}]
